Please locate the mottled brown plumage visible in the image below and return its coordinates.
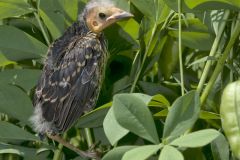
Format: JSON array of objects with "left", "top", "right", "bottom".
[{"left": 30, "top": 0, "right": 133, "bottom": 136}]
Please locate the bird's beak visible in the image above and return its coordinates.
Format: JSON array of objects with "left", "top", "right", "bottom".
[{"left": 106, "top": 8, "right": 134, "bottom": 22}]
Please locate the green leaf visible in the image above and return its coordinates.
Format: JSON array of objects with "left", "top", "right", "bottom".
[
  {"left": 154, "top": 109, "right": 168, "bottom": 117},
  {"left": 159, "top": 145, "right": 184, "bottom": 160},
  {"left": 130, "top": 0, "right": 156, "bottom": 21},
  {"left": 199, "top": 110, "right": 220, "bottom": 120},
  {"left": 0, "top": 69, "right": 41, "bottom": 91},
  {"left": 131, "top": 93, "right": 152, "bottom": 105},
  {"left": 102, "top": 146, "right": 136, "bottom": 160},
  {"left": 171, "top": 129, "right": 220, "bottom": 147},
  {"left": 0, "top": 0, "right": 33, "bottom": 19},
  {"left": 113, "top": 94, "right": 159, "bottom": 144},
  {"left": 39, "top": 0, "right": 66, "bottom": 39},
  {"left": 149, "top": 94, "right": 170, "bottom": 108},
  {"left": 0, "top": 84, "right": 33, "bottom": 125},
  {"left": 104, "top": 24, "right": 138, "bottom": 55},
  {"left": 0, "top": 121, "right": 39, "bottom": 141},
  {"left": 123, "top": 145, "right": 162, "bottom": 160},
  {"left": 0, "top": 25, "right": 48, "bottom": 61},
  {"left": 163, "top": 91, "right": 200, "bottom": 141},
  {"left": 0, "top": 53, "right": 16, "bottom": 67},
  {"left": 211, "top": 133, "right": 229, "bottom": 160},
  {"left": 76, "top": 102, "right": 111, "bottom": 128},
  {"left": 169, "top": 31, "right": 213, "bottom": 50},
  {"left": 103, "top": 107, "right": 129, "bottom": 145},
  {"left": 57, "top": 0, "right": 78, "bottom": 22},
  {"left": 184, "top": 0, "right": 240, "bottom": 9}
]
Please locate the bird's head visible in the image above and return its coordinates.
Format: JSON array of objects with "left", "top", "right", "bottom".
[{"left": 84, "top": 0, "right": 134, "bottom": 33}]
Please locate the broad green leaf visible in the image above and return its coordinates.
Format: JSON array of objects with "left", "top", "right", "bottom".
[
  {"left": 118, "top": 19, "right": 139, "bottom": 40},
  {"left": 169, "top": 31, "right": 213, "bottom": 50},
  {"left": 0, "top": 0, "right": 33, "bottom": 19},
  {"left": 102, "top": 146, "right": 136, "bottom": 160},
  {"left": 39, "top": 0, "right": 65, "bottom": 39},
  {"left": 130, "top": 0, "right": 156, "bottom": 21},
  {"left": 211, "top": 133, "right": 229, "bottom": 160},
  {"left": 132, "top": 93, "right": 152, "bottom": 105},
  {"left": 159, "top": 145, "right": 184, "bottom": 160},
  {"left": 123, "top": 145, "right": 162, "bottom": 160},
  {"left": 184, "top": 0, "right": 240, "bottom": 9},
  {"left": 113, "top": 94, "right": 159, "bottom": 144},
  {"left": 163, "top": 91, "right": 200, "bottom": 141},
  {"left": 0, "top": 69, "right": 41, "bottom": 91},
  {"left": 0, "top": 53, "right": 16, "bottom": 67},
  {"left": 58, "top": 0, "right": 78, "bottom": 22},
  {"left": 76, "top": 102, "right": 111, "bottom": 128},
  {"left": 171, "top": 129, "right": 220, "bottom": 147},
  {"left": 0, "top": 25, "right": 47, "bottom": 61},
  {"left": 0, "top": 121, "right": 39, "bottom": 141},
  {"left": 0, "top": 84, "right": 33, "bottom": 125},
  {"left": 103, "top": 108, "right": 129, "bottom": 145},
  {"left": 112, "top": 0, "right": 130, "bottom": 12}
]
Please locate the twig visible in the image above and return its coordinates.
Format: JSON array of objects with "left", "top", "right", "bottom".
[{"left": 47, "top": 134, "right": 100, "bottom": 160}]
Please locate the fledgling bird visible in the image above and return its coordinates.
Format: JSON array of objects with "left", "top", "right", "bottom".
[{"left": 30, "top": 0, "right": 133, "bottom": 153}]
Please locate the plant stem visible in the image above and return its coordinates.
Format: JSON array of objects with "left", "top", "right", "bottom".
[
  {"left": 178, "top": 0, "right": 184, "bottom": 95},
  {"left": 53, "top": 133, "right": 67, "bottom": 160},
  {"left": 34, "top": 12, "right": 50, "bottom": 46},
  {"left": 84, "top": 128, "right": 95, "bottom": 160},
  {"left": 130, "top": 23, "right": 158, "bottom": 93},
  {"left": 197, "top": 10, "right": 230, "bottom": 93},
  {"left": 84, "top": 128, "right": 93, "bottom": 147},
  {"left": 200, "top": 12, "right": 240, "bottom": 105}
]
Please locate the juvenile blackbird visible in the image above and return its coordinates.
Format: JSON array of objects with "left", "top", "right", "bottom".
[{"left": 30, "top": 0, "right": 133, "bottom": 137}]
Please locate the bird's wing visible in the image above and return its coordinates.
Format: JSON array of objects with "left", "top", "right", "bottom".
[{"left": 34, "top": 35, "right": 103, "bottom": 133}]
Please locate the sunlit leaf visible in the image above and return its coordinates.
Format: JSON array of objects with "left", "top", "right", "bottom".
[
  {"left": 171, "top": 129, "right": 220, "bottom": 147},
  {"left": 0, "top": 53, "right": 16, "bottom": 67},
  {"left": 113, "top": 94, "right": 159, "bottom": 144},
  {"left": 103, "top": 108, "right": 129, "bottom": 145},
  {"left": 123, "top": 145, "right": 162, "bottom": 160},
  {"left": 159, "top": 145, "right": 184, "bottom": 160},
  {"left": 163, "top": 91, "right": 200, "bottom": 142}
]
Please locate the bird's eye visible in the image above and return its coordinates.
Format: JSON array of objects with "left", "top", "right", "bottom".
[{"left": 99, "top": 13, "right": 106, "bottom": 19}]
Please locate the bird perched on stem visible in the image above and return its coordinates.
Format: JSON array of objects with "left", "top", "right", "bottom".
[{"left": 30, "top": 0, "right": 133, "bottom": 158}]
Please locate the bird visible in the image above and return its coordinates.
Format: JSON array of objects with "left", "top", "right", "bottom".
[{"left": 29, "top": 0, "right": 133, "bottom": 155}]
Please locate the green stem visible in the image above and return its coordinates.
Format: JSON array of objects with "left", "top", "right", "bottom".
[
  {"left": 200, "top": 12, "right": 240, "bottom": 105},
  {"left": 84, "top": 128, "right": 95, "bottom": 160},
  {"left": 84, "top": 128, "right": 93, "bottom": 147},
  {"left": 130, "top": 23, "right": 158, "bottom": 93},
  {"left": 53, "top": 133, "right": 67, "bottom": 160},
  {"left": 178, "top": 0, "right": 184, "bottom": 95},
  {"left": 34, "top": 12, "right": 50, "bottom": 46},
  {"left": 197, "top": 10, "right": 230, "bottom": 93}
]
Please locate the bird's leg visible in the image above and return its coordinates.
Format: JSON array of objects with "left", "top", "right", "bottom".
[{"left": 47, "top": 134, "right": 101, "bottom": 159}]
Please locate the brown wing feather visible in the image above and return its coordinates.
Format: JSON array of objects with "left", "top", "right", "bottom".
[{"left": 34, "top": 33, "right": 105, "bottom": 133}]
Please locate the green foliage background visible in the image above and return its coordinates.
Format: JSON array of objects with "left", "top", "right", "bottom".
[{"left": 0, "top": 0, "right": 240, "bottom": 159}]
